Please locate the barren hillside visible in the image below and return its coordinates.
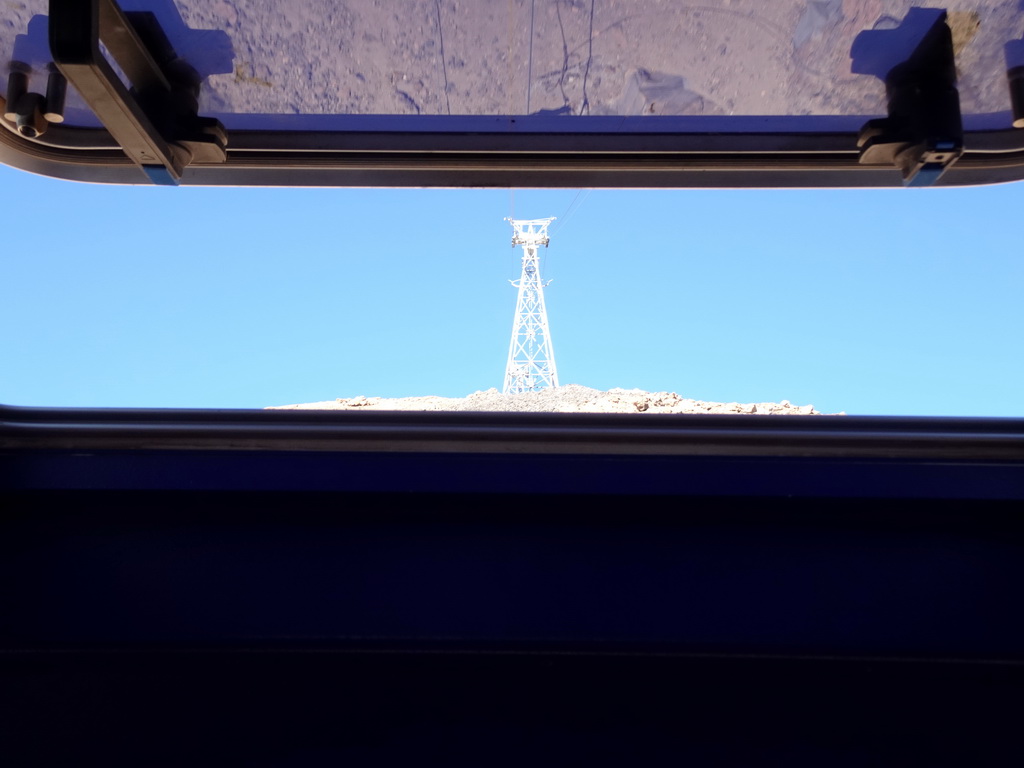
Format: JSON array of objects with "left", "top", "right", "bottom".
[{"left": 268, "top": 385, "right": 834, "bottom": 415}]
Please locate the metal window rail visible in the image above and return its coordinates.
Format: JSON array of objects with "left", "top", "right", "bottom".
[{"left": 46, "top": 0, "right": 225, "bottom": 184}]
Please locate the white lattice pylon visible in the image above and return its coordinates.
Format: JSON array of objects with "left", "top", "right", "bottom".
[{"left": 503, "top": 217, "right": 559, "bottom": 394}]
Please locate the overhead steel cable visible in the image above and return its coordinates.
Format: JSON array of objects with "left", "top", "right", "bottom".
[
  {"left": 527, "top": 0, "right": 536, "bottom": 113},
  {"left": 434, "top": 0, "right": 452, "bottom": 115},
  {"left": 580, "top": 0, "right": 595, "bottom": 115},
  {"left": 551, "top": 188, "right": 591, "bottom": 236}
]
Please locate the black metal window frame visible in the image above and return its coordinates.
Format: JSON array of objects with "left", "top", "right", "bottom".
[{"left": 6, "top": 111, "right": 1024, "bottom": 189}]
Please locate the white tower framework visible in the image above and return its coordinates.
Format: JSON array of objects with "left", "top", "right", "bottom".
[{"left": 504, "top": 217, "right": 559, "bottom": 394}]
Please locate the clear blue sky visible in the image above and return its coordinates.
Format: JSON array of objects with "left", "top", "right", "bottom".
[{"left": 0, "top": 162, "right": 1021, "bottom": 416}]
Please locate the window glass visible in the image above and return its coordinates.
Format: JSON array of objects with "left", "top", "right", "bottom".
[
  {"left": 1, "top": 1, "right": 1021, "bottom": 132},
  {"left": 0, "top": 163, "right": 1021, "bottom": 417}
]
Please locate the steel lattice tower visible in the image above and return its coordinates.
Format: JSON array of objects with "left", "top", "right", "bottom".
[{"left": 504, "top": 217, "right": 558, "bottom": 394}]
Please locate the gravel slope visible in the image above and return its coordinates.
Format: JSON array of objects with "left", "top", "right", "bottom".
[{"left": 268, "top": 385, "right": 832, "bottom": 415}]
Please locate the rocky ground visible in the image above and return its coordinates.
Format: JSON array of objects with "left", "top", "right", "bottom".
[{"left": 268, "top": 384, "right": 834, "bottom": 415}]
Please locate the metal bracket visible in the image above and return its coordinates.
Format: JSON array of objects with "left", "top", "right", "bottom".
[
  {"left": 851, "top": 9, "right": 963, "bottom": 187},
  {"left": 48, "top": 0, "right": 226, "bottom": 184}
]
